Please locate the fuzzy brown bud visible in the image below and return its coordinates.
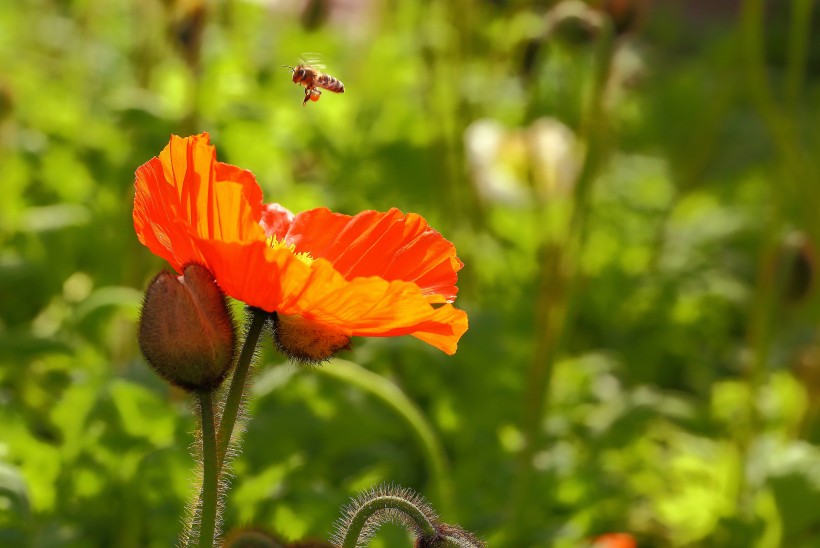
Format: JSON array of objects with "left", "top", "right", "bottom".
[
  {"left": 272, "top": 313, "right": 351, "bottom": 364},
  {"left": 138, "top": 264, "right": 236, "bottom": 391},
  {"left": 416, "top": 523, "right": 486, "bottom": 548}
]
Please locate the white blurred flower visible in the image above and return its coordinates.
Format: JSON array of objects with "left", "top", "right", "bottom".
[
  {"left": 465, "top": 119, "right": 530, "bottom": 206},
  {"left": 528, "top": 117, "right": 580, "bottom": 200},
  {"left": 465, "top": 117, "right": 580, "bottom": 207}
]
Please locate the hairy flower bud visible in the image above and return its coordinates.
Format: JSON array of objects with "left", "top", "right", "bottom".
[
  {"left": 415, "top": 524, "right": 486, "bottom": 547},
  {"left": 272, "top": 313, "right": 351, "bottom": 364},
  {"left": 138, "top": 264, "right": 236, "bottom": 391}
]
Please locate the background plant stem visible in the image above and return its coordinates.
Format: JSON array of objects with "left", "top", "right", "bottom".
[{"left": 510, "top": 18, "right": 616, "bottom": 540}]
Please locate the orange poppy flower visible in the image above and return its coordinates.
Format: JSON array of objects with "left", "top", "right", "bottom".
[{"left": 133, "top": 133, "right": 467, "bottom": 356}]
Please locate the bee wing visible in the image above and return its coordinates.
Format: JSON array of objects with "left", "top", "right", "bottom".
[{"left": 299, "top": 52, "right": 326, "bottom": 69}]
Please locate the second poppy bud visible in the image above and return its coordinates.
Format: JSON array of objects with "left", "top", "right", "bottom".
[{"left": 138, "top": 263, "right": 236, "bottom": 391}]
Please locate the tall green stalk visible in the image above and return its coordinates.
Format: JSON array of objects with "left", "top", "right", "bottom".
[
  {"left": 184, "top": 308, "right": 268, "bottom": 548},
  {"left": 784, "top": 0, "right": 816, "bottom": 110},
  {"left": 216, "top": 308, "right": 268, "bottom": 469},
  {"left": 737, "top": 0, "right": 818, "bottom": 502},
  {"left": 510, "top": 15, "right": 616, "bottom": 542},
  {"left": 197, "top": 391, "right": 219, "bottom": 548}
]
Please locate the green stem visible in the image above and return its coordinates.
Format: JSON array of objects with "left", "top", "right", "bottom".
[
  {"left": 216, "top": 308, "right": 267, "bottom": 469},
  {"left": 520, "top": 7, "right": 616, "bottom": 457},
  {"left": 183, "top": 308, "right": 268, "bottom": 548},
  {"left": 197, "top": 391, "right": 218, "bottom": 548},
  {"left": 784, "top": 0, "right": 815, "bottom": 110},
  {"left": 740, "top": 0, "right": 816, "bottom": 202},
  {"left": 510, "top": 16, "right": 616, "bottom": 542},
  {"left": 316, "top": 360, "right": 452, "bottom": 513},
  {"left": 341, "top": 494, "right": 437, "bottom": 548}
]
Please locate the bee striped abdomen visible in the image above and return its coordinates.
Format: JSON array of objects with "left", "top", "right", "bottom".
[
  {"left": 286, "top": 62, "right": 344, "bottom": 105},
  {"left": 316, "top": 73, "right": 345, "bottom": 93}
]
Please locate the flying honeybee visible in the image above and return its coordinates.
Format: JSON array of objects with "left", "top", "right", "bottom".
[{"left": 284, "top": 62, "right": 345, "bottom": 106}]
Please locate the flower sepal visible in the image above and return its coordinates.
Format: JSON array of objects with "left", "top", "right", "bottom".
[{"left": 273, "top": 312, "right": 351, "bottom": 364}]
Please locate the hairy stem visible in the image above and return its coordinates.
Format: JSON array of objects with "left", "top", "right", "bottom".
[
  {"left": 216, "top": 308, "right": 267, "bottom": 469},
  {"left": 197, "top": 391, "right": 218, "bottom": 548},
  {"left": 183, "top": 308, "right": 268, "bottom": 548},
  {"left": 341, "top": 495, "right": 437, "bottom": 548}
]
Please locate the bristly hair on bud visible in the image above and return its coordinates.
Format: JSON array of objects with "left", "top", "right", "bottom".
[
  {"left": 271, "top": 312, "right": 351, "bottom": 365},
  {"left": 138, "top": 263, "right": 237, "bottom": 391},
  {"left": 330, "top": 483, "right": 485, "bottom": 548},
  {"left": 414, "top": 523, "right": 486, "bottom": 548}
]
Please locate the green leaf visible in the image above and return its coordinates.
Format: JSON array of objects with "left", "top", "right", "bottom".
[{"left": 109, "top": 380, "right": 175, "bottom": 447}]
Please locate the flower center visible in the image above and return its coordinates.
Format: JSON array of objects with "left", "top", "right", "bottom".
[{"left": 268, "top": 235, "right": 314, "bottom": 266}]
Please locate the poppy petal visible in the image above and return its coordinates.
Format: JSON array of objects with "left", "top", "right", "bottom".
[
  {"left": 192, "top": 237, "right": 467, "bottom": 354},
  {"left": 409, "top": 305, "right": 469, "bottom": 355},
  {"left": 133, "top": 133, "right": 266, "bottom": 272},
  {"left": 285, "top": 208, "right": 462, "bottom": 302},
  {"left": 260, "top": 203, "right": 295, "bottom": 239}
]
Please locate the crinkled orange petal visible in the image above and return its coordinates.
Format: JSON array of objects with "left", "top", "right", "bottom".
[
  {"left": 134, "top": 133, "right": 468, "bottom": 354},
  {"left": 284, "top": 207, "right": 463, "bottom": 303},
  {"left": 192, "top": 237, "right": 467, "bottom": 354},
  {"left": 133, "top": 133, "right": 265, "bottom": 272}
]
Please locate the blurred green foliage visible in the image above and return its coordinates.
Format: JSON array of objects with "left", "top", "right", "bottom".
[{"left": 3, "top": 0, "right": 820, "bottom": 546}]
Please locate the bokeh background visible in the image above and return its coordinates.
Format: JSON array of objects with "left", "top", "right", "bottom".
[{"left": 3, "top": 0, "right": 820, "bottom": 546}]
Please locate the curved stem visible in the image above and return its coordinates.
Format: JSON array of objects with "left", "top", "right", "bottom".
[
  {"left": 197, "top": 391, "right": 218, "bottom": 548},
  {"left": 216, "top": 307, "right": 267, "bottom": 469},
  {"left": 341, "top": 494, "right": 437, "bottom": 548},
  {"left": 316, "top": 360, "right": 452, "bottom": 513}
]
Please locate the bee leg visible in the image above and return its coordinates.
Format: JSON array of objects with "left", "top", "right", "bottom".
[{"left": 302, "top": 88, "right": 321, "bottom": 106}]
